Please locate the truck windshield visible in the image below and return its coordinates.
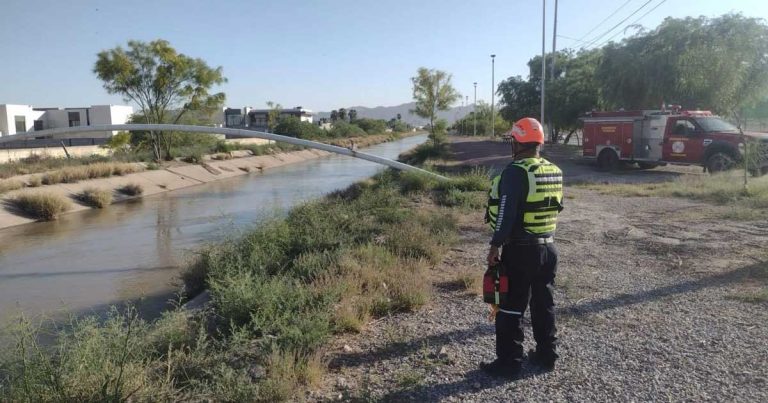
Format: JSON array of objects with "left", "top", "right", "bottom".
[{"left": 695, "top": 117, "right": 739, "bottom": 133}]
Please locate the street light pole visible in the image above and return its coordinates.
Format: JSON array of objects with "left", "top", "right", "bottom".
[
  {"left": 491, "top": 54, "right": 496, "bottom": 137},
  {"left": 473, "top": 82, "right": 477, "bottom": 136}
]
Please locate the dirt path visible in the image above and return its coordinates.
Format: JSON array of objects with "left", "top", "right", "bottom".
[{"left": 316, "top": 137, "right": 768, "bottom": 402}]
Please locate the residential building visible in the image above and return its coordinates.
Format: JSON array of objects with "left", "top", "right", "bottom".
[
  {"left": 0, "top": 104, "right": 133, "bottom": 138},
  {"left": 223, "top": 106, "right": 313, "bottom": 132}
]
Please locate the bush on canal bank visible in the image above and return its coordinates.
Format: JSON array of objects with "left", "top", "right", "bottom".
[
  {"left": 77, "top": 187, "right": 113, "bottom": 208},
  {"left": 9, "top": 192, "right": 71, "bottom": 221}
]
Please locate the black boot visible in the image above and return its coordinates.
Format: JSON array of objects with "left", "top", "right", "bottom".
[
  {"left": 480, "top": 359, "right": 522, "bottom": 379},
  {"left": 527, "top": 349, "right": 556, "bottom": 371}
]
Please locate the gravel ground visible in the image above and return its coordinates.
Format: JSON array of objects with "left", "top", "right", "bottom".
[{"left": 313, "top": 138, "right": 768, "bottom": 402}]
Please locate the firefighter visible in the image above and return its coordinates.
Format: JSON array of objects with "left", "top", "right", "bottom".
[{"left": 481, "top": 117, "right": 564, "bottom": 379}]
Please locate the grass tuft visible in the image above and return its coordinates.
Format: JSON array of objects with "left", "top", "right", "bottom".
[
  {"left": 0, "top": 179, "right": 24, "bottom": 194},
  {"left": 78, "top": 187, "right": 113, "bottom": 208},
  {"left": 10, "top": 192, "right": 71, "bottom": 220},
  {"left": 118, "top": 183, "right": 144, "bottom": 196},
  {"left": 26, "top": 176, "right": 42, "bottom": 187}
]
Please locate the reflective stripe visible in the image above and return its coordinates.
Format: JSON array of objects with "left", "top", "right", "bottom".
[
  {"left": 498, "top": 308, "right": 522, "bottom": 315},
  {"left": 495, "top": 194, "right": 507, "bottom": 230}
]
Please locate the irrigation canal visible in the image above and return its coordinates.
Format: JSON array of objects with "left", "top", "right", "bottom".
[{"left": 0, "top": 134, "right": 428, "bottom": 330}]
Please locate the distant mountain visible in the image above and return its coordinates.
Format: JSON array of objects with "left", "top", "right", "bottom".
[{"left": 316, "top": 102, "right": 475, "bottom": 126}]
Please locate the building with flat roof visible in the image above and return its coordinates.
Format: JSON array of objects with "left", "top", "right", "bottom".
[
  {"left": 223, "top": 106, "right": 313, "bottom": 132},
  {"left": 0, "top": 104, "right": 133, "bottom": 138}
]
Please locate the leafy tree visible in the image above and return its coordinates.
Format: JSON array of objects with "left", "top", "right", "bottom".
[
  {"left": 410, "top": 67, "right": 460, "bottom": 145},
  {"left": 349, "top": 109, "right": 358, "bottom": 121},
  {"left": 498, "top": 50, "right": 600, "bottom": 142},
  {"left": 596, "top": 14, "right": 768, "bottom": 117},
  {"left": 453, "top": 101, "right": 510, "bottom": 136},
  {"left": 266, "top": 101, "right": 282, "bottom": 132},
  {"left": 274, "top": 116, "right": 325, "bottom": 139},
  {"left": 338, "top": 108, "right": 348, "bottom": 122},
  {"left": 397, "top": 113, "right": 402, "bottom": 121},
  {"left": 94, "top": 39, "right": 226, "bottom": 161}
]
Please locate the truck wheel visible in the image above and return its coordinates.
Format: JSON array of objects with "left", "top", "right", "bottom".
[
  {"left": 637, "top": 162, "right": 658, "bottom": 170},
  {"left": 706, "top": 152, "right": 735, "bottom": 173},
  {"left": 597, "top": 149, "right": 619, "bottom": 171}
]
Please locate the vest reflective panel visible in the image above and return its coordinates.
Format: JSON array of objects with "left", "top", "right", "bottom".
[
  {"left": 485, "top": 158, "right": 563, "bottom": 234},
  {"left": 485, "top": 175, "right": 501, "bottom": 229}
]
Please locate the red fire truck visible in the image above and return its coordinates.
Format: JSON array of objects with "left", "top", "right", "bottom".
[{"left": 581, "top": 107, "right": 768, "bottom": 174}]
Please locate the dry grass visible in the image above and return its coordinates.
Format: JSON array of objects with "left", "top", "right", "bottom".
[
  {"left": 453, "top": 268, "right": 481, "bottom": 295},
  {"left": 26, "top": 176, "right": 42, "bottom": 187},
  {"left": 78, "top": 187, "right": 113, "bottom": 208},
  {"left": 0, "top": 179, "right": 24, "bottom": 194},
  {"left": 578, "top": 173, "right": 768, "bottom": 213},
  {"left": 118, "top": 183, "right": 144, "bottom": 196},
  {"left": 41, "top": 163, "right": 143, "bottom": 185},
  {"left": 10, "top": 192, "right": 71, "bottom": 220}
]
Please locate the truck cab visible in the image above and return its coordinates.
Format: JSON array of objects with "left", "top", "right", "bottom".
[{"left": 581, "top": 108, "right": 765, "bottom": 173}]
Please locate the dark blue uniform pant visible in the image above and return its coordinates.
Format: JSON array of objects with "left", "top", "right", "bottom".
[{"left": 496, "top": 242, "right": 558, "bottom": 365}]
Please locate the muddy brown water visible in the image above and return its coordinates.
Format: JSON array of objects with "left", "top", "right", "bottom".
[{"left": 0, "top": 135, "right": 428, "bottom": 330}]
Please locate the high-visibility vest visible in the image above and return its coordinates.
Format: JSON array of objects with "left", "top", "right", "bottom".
[{"left": 485, "top": 157, "right": 564, "bottom": 234}]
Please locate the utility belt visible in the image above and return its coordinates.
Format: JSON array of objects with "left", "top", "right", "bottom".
[{"left": 504, "top": 236, "right": 554, "bottom": 246}]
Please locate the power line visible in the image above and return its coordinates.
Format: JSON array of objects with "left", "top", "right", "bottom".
[
  {"left": 574, "top": 0, "right": 634, "bottom": 43},
  {"left": 594, "top": 0, "right": 668, "bottom": 48},
  {"left": 583, "top": 0, "right": 654, "bottom": 49},
  {"left": 556, "top": 34, "right": 594, "bottom": 46}
]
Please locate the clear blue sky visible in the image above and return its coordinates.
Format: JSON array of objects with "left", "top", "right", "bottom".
[{"left": 1, "top": 0, "right": 766, "bottom": 112}]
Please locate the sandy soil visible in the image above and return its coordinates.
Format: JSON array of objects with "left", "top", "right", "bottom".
[{"left": 315, "top": 137, "right": 768, "bottom": 402}]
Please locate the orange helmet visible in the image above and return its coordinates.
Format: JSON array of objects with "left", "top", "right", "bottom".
[{"left": 510, "top": 117, "right": 544, "bottom": 144}]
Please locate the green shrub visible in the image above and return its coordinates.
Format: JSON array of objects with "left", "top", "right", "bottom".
[
  {"left": 352, "top": 118, "right": 388, "bottom": 135},
  {"left": 11, "top": 192, "right": 71, "bottom": 220},
  {"left": 399, "top": 142, "right": 450, "bottom": 165},
  {"left": 275, "top": 116, "right": 325, "bottom": 139},
  {"left": 328, "top": 121, "right": 366, "bottom": 138},
  {"left": 0, "top": 308, "right": 153, "bottom": 402},
  {"left": 436, "top": 168, "right": 489, "bottom": 192},
  {"left": 398, "top": 170, "right": 439, "bottom": 193},
  {"left": 78, "top": 187, "right": 113, "bottom": 208}
]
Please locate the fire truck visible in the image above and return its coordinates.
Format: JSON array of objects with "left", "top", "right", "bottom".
[{"left": 581, "top": 107, "right": 768, "bottom": 174}]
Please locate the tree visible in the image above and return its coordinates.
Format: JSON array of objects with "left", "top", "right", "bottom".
[
  {"left": 452, "top": 101, "right": 510, "bottom": 136},
  {"left": 338, "top": 108, "right": 348, "bottom": 122},
  {"left": 410, "top": 67, "right": 460, "bottom": 145},
  {"left": 498, "top": 49, "right": 600, "bottom": 142},
  {"left": 274, "top": 116, "right": 325, "bottom": 139},
  {"left": 330, "top": 110, "right": 339, "bottom": 122},
  {"left": 397, "top": 113, "right": 402, "bottom": 121},
  {"left": 94, "top": 39, "right": 226, "bottom": 161},
  {"left": 349, "top": 109, "right": 358, "bottom": 121},
  {"left": 596, "top": 14, "right": 768, "bottom": 117},
  {"left": 266, "top": 101, "right": 282, "bottom": 132}
]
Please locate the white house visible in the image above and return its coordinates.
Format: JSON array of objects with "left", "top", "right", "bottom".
[{"left": 0, "top": 104, "right": 133, "bottom": 138}]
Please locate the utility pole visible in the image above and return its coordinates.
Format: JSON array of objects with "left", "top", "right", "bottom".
[
  {"left": 491, "top": 54, "right": 496, "bottom": 137},
  {"left": 551, "top": 0, "right": 558, "bottom": 143},
  {"left": 541, "top": 0, "right": 546, "bottom": 129},
  {"left": 473, "top": 82, "right": 477, "bottom": 136}
]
